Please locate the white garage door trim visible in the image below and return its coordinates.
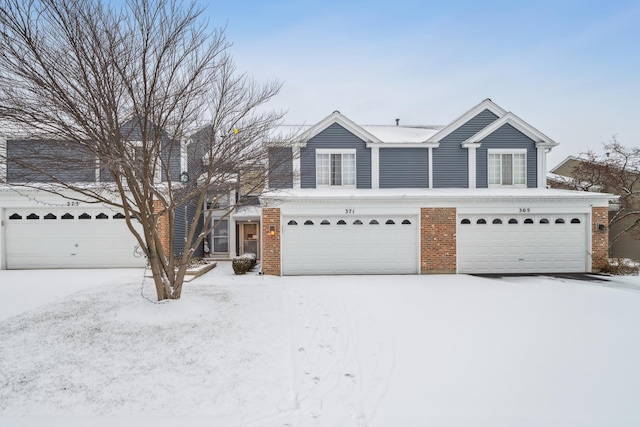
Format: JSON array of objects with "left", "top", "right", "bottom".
[
  {"left": 5, "top": 207, "right": 146, "bottom": 269},
  {"left": 282, "top": 215, "right": 418, "bottom": 275},
  {"left": 457, "top": 213, "right": 589, "bottom": 274}
]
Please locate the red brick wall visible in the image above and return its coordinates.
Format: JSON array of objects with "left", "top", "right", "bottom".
[
  {"left": 262, "top": 207, "right": 281, "bottom": 275},
  {"left": 154, "top": 199, "right": 171, "bottom": 256},
  {"left": 421, "top": 207, "right": 457, "bottom": 273},
  {"left": 592, "top": 206, "right": 609, "bottom": 271}
]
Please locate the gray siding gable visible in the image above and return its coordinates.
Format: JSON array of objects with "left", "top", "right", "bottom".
[
  {"left": 7, "top": 139, "right": 96, "bottom": 183},
  {"left": 433, "top": 109, "right": 499, "bottom": 188},
  {"left": 379, "top": 148, "right": 429, "bottom": 188},
  {"left": 476, "top": 123, "right": 538, "bottom": 188},
  {"left": 300, "top": 123, "right": 371, "bottom": 189}
]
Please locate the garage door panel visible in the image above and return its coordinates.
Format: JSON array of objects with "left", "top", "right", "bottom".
[
  {"left": 5, "top": 208, "right": 145, "bottom": 269},
  {"left": 282, "top": 216, "right": 418, "bottom": 275},
  {"left": 458, "top": 214, "right": 588, "bottom": 274}
]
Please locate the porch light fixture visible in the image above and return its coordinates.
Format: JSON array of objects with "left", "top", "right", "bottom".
[{"left": 269, "top": 225, "right": 276, "bottom": 236}]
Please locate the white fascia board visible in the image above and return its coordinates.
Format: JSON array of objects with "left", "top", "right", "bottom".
[
  {"left": 426, "top": 99, "right": 507, "bottom": 143},
  {"left": 295, "top": 111, "right": 382, "bottom": 147},
  {"left": 366, "top": 142, "right": 440, "bottom": 148},
  {"left": 465, "top": 112, "right": 559, "bottom": 146}
]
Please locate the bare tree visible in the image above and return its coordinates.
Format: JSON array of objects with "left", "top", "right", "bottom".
[
  {"left": 569, "top": 138, "right": 640, "bottom": 245},
  {"left": 0, "top": 0, "right": 289, "bottom": 299}
]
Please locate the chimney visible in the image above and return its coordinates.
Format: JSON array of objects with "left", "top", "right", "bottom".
[{"left": 395, "top": 118, "right": 400, "bottom": 126}]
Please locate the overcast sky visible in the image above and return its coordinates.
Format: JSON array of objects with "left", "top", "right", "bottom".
[{"left": 211, "top": 0, "right": 640, "bottom": 166}]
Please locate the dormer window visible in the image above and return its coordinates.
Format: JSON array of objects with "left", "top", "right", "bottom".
[
  {"left": 488, "top": 149, "right": 526, "bottom": 187},
  {"left": 316, "top": 149, "right": 356, "bottom": 187}
]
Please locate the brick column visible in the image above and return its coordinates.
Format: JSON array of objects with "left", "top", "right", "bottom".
[
  {"left": 591, "top": 206, "right": 609, "bottom": 271},
  {"left": 421, "top": 207, "right": 457, "bottom": 274},
  {"left": 262, "top": 207, "right": 281, "bottom": 275},
  {"left": 154, "top": 199, "right": 171, "bottom": 255}
]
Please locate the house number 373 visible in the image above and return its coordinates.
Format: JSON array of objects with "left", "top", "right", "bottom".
[{"left": 345, "top": 209, "right": 355, "bottom": 214}]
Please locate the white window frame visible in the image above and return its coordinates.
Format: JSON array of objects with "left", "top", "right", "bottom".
[
  {"left": 316, "top": 148, "right": 356, "bottom": 188},
  {"left": 487, "top": 149, "right": 527, "bottom": 188}
]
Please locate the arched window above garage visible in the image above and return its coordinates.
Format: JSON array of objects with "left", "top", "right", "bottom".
[
  {"left": 27, "top": 213, "right": 39, "bottom": 220},
  {"left": 113, "top": 213, "right": 125, "bottom": 219},
  {"left": 353, "top": 220, "right": 363, "bottom": 225},
  {"left": 524, "top": 218, "right": 534, "bottom": 224},
  {"left": 337, "top": 220, "right": 346, "bottom": 225},
  {"left": 96, "top": 213, "right": 108, "bottom": 219},
  {"left": 9, "top": 213, "right": 22, "bottom": 220},
  {"left": 287, "top": 220, "right": 297, "bottom": 225},
  {"left": 44, "top": 213, "right": 56, "bottom": 219},
  {"left": 385, "top": 219, "right": 395, "bottom": 225},
  {"left": 460, "top": 219, "right": 471, "bottom": 224},
  {"left": 320, "top": 220, "right": 330, "bottom": 225},
  {"left": 555, "top": 218, "right": 565, "bottom": 224},
  {"left": 492, "top": 219, "right": 502, "bottom": 224},
  {"left": 79, "top": 213, "right": 91, "bottom": 219},
  {"left": 304, "top": 220, "right": 314, "bottom": 225},
  {"left": 369, "top": 220, "right": 379, "bottom": 225},
  {"left": 571, "top": 218, "right": 581, "bottom": 224},
  {"left": 402, "top": 219, "right": 412, "bottom": 225},
  {"left": 540, "top": 218, "right": 549, "bottom": 224},
  {"left": 62, "top": 213, "right": 74, "bottom": 219},
  {"left": 508, "top": 218, "right": 518, "bottom": 224},
  {"left": 476, "top": 219, "right": 486, "bottom": 224}
]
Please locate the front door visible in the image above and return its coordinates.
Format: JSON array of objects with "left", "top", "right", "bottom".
[{"left": 241, "top": 223, "right": 259, "bottom": 258}]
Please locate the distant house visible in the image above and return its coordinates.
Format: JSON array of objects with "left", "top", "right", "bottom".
[
  {"left": 260, "top": 99, "right": 613, "bottom": 275},
  {"left": 550, "top": 156, "right": 639, "bottom": 260}
]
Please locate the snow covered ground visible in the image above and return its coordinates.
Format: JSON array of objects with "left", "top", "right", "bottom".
[{"left": 1, "top": 266, "right": 640, "bottom": 427}]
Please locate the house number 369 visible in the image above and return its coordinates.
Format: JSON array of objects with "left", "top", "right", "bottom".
[{"left": 345, "top": 209, "right": 355, "bottom": 214}]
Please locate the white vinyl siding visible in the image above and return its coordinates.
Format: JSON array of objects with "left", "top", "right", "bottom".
[
  {"left": 317, "top": 150, "right": 356, "bottom": 187},
  {"left": 488, "top": 150, "right": 526, "bottom": 187}
]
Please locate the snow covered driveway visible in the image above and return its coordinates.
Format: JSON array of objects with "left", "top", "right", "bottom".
[{"left": 1, "top": 267, "right": 640, "bottom": 426}]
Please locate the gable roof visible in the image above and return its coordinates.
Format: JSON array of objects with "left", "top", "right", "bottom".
[
  {"left": 463, "top": 112, "right": 558, "bottom": 147},
  {"left": 294, "top": 111, "right": 382, "bottom": 146},
  {"left": 426, "top": 98, "right": 507, "bottom": 143}
]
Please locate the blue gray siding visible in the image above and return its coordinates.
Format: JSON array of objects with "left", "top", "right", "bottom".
[
  {"left": 7, "top": 140, "right": 96, "bottom": 183},
  {"left": 268, "top": 147, "right": 293, "bottom": 189},
  {"left": 379, "top": 148, "right": 429, "bottom": 188},
  {"left": 476, "top": 123, "right": 538, "bottom": 188},
  {"left": 433, "top": 109, "right": 499, "bottom": 188},
  {"left": 300, "top": 123, "right": 371, "bottom": 188}
]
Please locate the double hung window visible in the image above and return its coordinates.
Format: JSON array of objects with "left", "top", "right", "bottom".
[
  {"left": 488, "top": 150, "right": 526, "bottom": 186},
  {"left": 316, "top": 150, "right": 356, "bottom": 187}
]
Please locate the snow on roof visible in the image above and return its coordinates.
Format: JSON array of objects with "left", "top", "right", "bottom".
[
  {"left": 272, "top": 124, "right": 443, "bottom": 144},
  {"left": 261, "top": 187, "right": 616, "bottom": 203},
  {"left": 361, "top": 125, "right": 443, "bottom": 143}
]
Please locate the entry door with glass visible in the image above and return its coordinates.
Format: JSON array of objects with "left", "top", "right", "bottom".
[{"left": 241, "top": 223, "right": 259, "bottom": 258}]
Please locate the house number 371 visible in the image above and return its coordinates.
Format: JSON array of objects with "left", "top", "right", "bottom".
[{"left": 345, "top": 209, "right": 355, "bottom": 214}]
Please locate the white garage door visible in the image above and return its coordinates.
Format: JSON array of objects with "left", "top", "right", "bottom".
[
  {"left": 5, "top": 208, "right": 146, "bottom": 269},
  {"left": 457, "top": 214, "right": 588, "bottom": 274},
  {"left": 282, "top": 215, "right": 418, "bottom": 275}
]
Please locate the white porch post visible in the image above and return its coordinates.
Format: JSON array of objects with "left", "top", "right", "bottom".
[
  {"left": 428, "top": 147, "right": 433, "bottom": 189},
  {"left": 292, "top": 145, "right": 301, "bottom": 189},
  {"left": 371, "top": 146, "right": 379, "bottom": 189},
  {"left": 468, "top": 146, "right": 477, "bottom": 189},
  {"left": 537, "top": 145, "right": 547, "bottom": 188}
]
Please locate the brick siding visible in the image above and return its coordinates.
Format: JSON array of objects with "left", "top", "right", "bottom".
[
  {"left": 154, "top": 199, "right": 170, "bottom": 256},
  {"left": 421, "top": 207, "right": 457, "bottom": 273},
  {"left": 591, "top": 206, "right": 609, "bottom": 271},
  {"left": 262, "top": 207, "right": 281, "bottom": 275}
]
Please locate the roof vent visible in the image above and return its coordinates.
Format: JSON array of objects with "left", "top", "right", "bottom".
[{"left": 395, "top": 118, "right": 400, "bottom": 126}]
